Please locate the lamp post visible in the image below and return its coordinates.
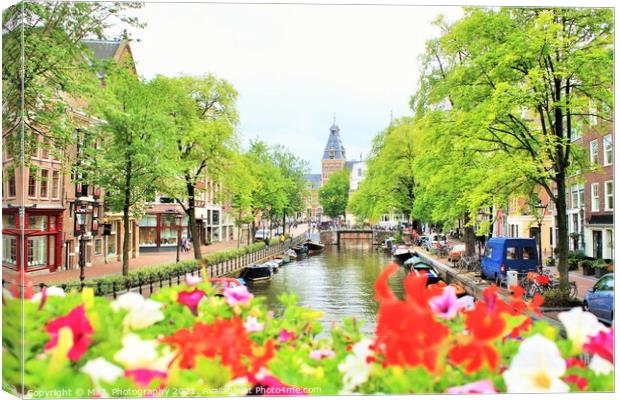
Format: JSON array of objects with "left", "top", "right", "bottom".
[
  {"left": 176, "top": 213, "right": 183, "bottom": 263},
  {"left": 533, "top": 200, "right": 548, "bottom": 271},
  {"left": 75, "top": 201, "right": 93, "bottom": 287}
]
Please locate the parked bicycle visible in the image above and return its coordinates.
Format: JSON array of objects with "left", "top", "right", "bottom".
[
  {"left": 456, "top": 255, "right": 480, "bottom": 274},
  {"left": 524, "top": 271, "right": 578, "bottom": 299}
]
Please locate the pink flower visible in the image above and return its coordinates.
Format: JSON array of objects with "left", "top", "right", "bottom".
[
  {"left": 124, "top": 369, "right": 167, "bottom": 388},
  {"left": 177, "top": 289, "right": 206, "bottom": 315},
  {"left": 44, "top": 305, "right": 94, "bottom": 361},
  {"left": 309, "top": 349, "right": 335, "bottom": 360},
  {"left": 584, "top": 328, "right": 613, "bottom": 364},
  {"left": 223, "top": 285, "right": 254, "bottom": 306},
  {"left": 278, "top": 329, "right": 296, "bottom": 343},
  {"left": 244, "top": 316, "right": 265, "bottom": 333},
  {"left": 447, "top": 379, "right": 497, "bottom": 394},
  {"left": 185, "top": 273, "right": 202, "bottom": 286},
  {"left": 428, "top": 286, "right": 459, "bottom": 320}
]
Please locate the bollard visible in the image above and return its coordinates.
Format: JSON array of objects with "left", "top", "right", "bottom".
[{"left": 112, "top": 281, "right": 117, "bottom": 299}]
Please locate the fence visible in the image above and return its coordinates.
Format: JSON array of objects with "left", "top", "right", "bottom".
[{"left": 3, "top": 233, "right": 307, "bottom": 299}]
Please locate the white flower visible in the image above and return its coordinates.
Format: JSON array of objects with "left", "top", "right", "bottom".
[
  {"left": 503, "top": 334, "right": 569, "bottom": 393},
  {"left": 244, "top": 316, "right": 264, "bottom": 333},
  {"left": 589, "top": 354, "right": 614, "bottom": 375},
  {"left": 558, "top": 307, "right": 608, "bottom": 353},
  {"left": 113, "top": 334, "right": 174, "bottom": 371},
  {"left": 338, "top": 338, "right": 374, "bottom": 393},
  {"left": 111, "top": 292, "right": 164, "bottom": 330},
  {"left": 111, "top": 292, "right": 145, "bottom": 312},
  {"left": 81, "top": 357, "right": 123, "bottom": 384},
  {"left": 30, "top": 287, "right": 66, "bottom": 303}
]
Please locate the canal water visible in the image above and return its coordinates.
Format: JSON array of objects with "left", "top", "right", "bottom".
[{"left": 245, "top": 245, "right": 408, "bottom": 335}]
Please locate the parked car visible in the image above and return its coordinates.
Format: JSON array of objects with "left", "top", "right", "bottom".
[
  {"left": 274, "top": 226, "right": 284, "bottom": 235},
  {"left": 447, "top": 244, "right": 466, "bottom": 263},
  {"left": 584, "top": 273, "right": 614, "bottom": 325},
  {"left": 254, "top": 229, "right": 270, "bottom": 242},
  {"left": 480, "top": 237, "right": 538, "bottom": 284}
]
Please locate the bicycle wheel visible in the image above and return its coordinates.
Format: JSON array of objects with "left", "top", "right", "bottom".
[
  {"left": 456, "top": 258, "right": 467, "bottom": 273},
  {"left": 569, "top": 281, "right": 578, "bottom": 298}
]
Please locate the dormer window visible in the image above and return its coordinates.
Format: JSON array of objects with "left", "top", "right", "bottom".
[{"left": 329, "top": 147, "right": 336, "bottom": 159}]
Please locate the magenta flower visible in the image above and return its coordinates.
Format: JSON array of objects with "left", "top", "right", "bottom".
[
  {"left": 278, "top": 329, "right": 296, "bottom": 343},
  {"left": 428, "top": 286, "right": 459, "bottom": 320},
  {"left": 185, "top": 273, "right": 202, "bottom": 286},
  {"left": 177, "top": 289, "right": 206, "bottom": 315},
  {"left": 44, "top": 305, "right": 94, "bottom": 361},
  {"left": 309, "top": 349, "right": 335, "bottom": 360},
  {"left": 124, "top": 369, "right": 167, "bottom": 388},
  {"left": 584, "top": 328, "right": 613, "bottom": 364},
  {"left": 244, "top": 316, "right": 265, "bottom": 333},
  {"left": 223, "top": 285, "right": 254, "bottom": 306},
  {"left": 447, "top": 379, "right": 497, "bottom": 394}
]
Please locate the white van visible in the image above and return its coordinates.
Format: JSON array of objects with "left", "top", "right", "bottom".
[{"left": 254, "top": 229, "right": 270, "bottom": 241}]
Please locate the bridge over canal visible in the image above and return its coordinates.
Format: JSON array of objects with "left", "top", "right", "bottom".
[{"left": 319, "top": 229, "right": 397, "bottom": 246}]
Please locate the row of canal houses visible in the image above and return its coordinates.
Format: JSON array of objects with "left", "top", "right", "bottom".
[{"left": 2, "top": 40, "right": 237, "bottom": 275}]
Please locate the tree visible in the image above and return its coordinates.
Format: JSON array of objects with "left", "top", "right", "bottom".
[
  {"left": 271, "top": 145, "right": 309, "bottom": 234},
  {"left": 2, "top": 1, "right": 143, "bottom": 160},
  {"left": 85, "top": 66, "right": 172, "bottom": 276},
  {"left": 348, "top": 118, "right": 418, "bottom": 224},
  {"left": 319, "top": 169, "right": 350, "bottom": 222},
  {"left": 412, "top": 8, "right": 613, "bottom": 290},
  {"left": 154, "top": 75, "right": 239, "bottom": 262}
]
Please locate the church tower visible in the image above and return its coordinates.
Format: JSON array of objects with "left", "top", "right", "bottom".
[{"left": 321, "top": 119, "right": 347, "bottom": 186}]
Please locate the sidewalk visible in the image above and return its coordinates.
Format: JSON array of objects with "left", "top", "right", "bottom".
[{"left": 4, "top": 224, "right": 309, "bottom": 286}]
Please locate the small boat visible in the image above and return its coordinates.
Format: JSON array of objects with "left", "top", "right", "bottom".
[
  {"left": 239, "top": 264, "right": 273, "bottom": 282},
  {"left": 274, "top": 254, "right": 290, "bottom": 264},
  {"left": 292, "top": 243, "right": 308, "bottom": 255},
  {"left": 393, "top": 245, "right": 415, "bottom": 264},
  {"left": 263, "top": 261, "right": 281, "bottom": 274},
  {"left": 305, "top": 239, "right": 325, "bottom": 255},
  {"left": 406, "top": 260, "right": 440, "bottom": 285},
  {"left": 380, "top": 237, "right": 397, "bottom": 252},
  {"left": 284, "top": 248, "right": 298, "bottom": 260}
]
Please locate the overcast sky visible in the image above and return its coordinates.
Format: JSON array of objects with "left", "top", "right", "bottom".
[{"left": 127, "top": 3, "right": 463, "bottom": 172}]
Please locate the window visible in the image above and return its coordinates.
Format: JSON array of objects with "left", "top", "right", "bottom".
[
  {"left": 27, "top": 236, "right": 48, "bottom": 268},
  {"left": 51, "top": 171, "right": 60, "bottom": 199},
  {"left": 139, "top": 215, "right": 158, "bottom": 247},
  {"left": 2, "top": 214, "right": 16, "bottom": 229},
  {"left": 579, "top": 186, "right": 585, "bottom": 209},
  {"left": 506, "top": 247, "right": 517, "bottom": 260},
  {"left": 571, "top": 184, "right": 579, "bottom": 209},
  {"left": 7, "top": 169, "right": 16, "bottom": 197},
  {"left": 522, "top": 247, "right": 535, "bottom": 260},
  {"left": 589, "top": 103, "right": 597, "bottom": 126},
  {"left": 28, "top": 168, "right": 38, "bottom": 197},
  {"left": 2, "top": 235, "right": 17, "bottom": 266},
  {"left": 357, "top": 168, "right": 362, "bottom": 177},
  {"left": 603, "top": 134, "right": 613, "bottom": 166},
  {"left": 591, "top": 183, "right": 600, "bottom": 212},
  {"left": 107, "top": 222, "right": 118, "bottom": 256},
  {"left": 590, "top": 140, "right": 599, "bottom": 164},
  {"left": 41, "top": 139, "right": 50, "bottom": 159},
  {"left": 29, "top": 215, "right": 48, "bottom": 230},
  {"left": 94, "top": 239, "right": 103, "bottom": 256},
  {"left": 604, "top": 181, "right": 613, "bottom": 211},
  {"left": 40, "top": 170, "right": 49, "bottom": 198},
  {"left": 570, "top": 120, "right": 583, "bottom": 141},
  {"left": 484, "top": 247, "right": 493, "bottom": 258}
]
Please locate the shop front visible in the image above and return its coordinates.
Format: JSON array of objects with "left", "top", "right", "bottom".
[
  {"left": 2, "top": 208, "right": 63, "bottom": 272},
  {"left": 138, "top": 211, "right": 189, "bottom": 252}
]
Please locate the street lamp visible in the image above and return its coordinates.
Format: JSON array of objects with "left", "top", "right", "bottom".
[
  {"left": 532, "top": 200, "right": 548, "bottom": 271},
  {"left": 175, "top": 213, "right": 183, "bottom": 263},
  {"left": 75, "top": 201, "right": 93, "bottom": 287}
]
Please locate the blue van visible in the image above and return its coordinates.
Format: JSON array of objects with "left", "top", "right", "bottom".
[{"left": 481, "top": 238, "right": 538, "bottom": 283}]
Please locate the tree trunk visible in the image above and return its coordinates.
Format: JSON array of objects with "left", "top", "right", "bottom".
[
  {"left": 555, "top": 175, "right": 570, "bottom": 292},
  {"left": 282, "top": 212, "right": 286, "bottom": 235},
  {"left": 463, "top": 213, "right": 476, "bottom": 257},
  {"left": 122, "top": 204, "right": 130, "bottom": 276},
  {"left": 186, "top": 183, "right": 203, "bottom": 261}
]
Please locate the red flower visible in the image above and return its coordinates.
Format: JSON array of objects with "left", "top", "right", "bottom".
[
  {"left": 449, "top": 340, "right": 499, "bottom": 373},
  {"left": 374, "top": 264, "right": 449, "bottom": 372},
  {"left": 583, "top": 328, "right": 613, "bottom": 364},
  {"left": 162, "top": 317, "right": 272, "bottom": 377},
  {"left": 564, "top": 374, "right": 588, "bottom": 390},
  {"left": 44, "top": 305, "right": 94, "bottom": 362},
  {"left": 566, "top": 357, "right": 587, "bottom": 369},
  {"left": 177, "top": 289, "right": 206, "bottom": 315},
  {"left": 529, "top": 293, "right": 544, "bottom": 315},
  {"left": 8, "top": 269, "right": 34, "bottom": 300}
]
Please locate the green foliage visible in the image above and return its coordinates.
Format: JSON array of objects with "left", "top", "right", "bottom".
[
  {"left": 59, "top": 242, "right": 267, "bottom": 296},
  {"left": 2, "top": 1, "right": 144, "bottom": 161},
  {"left": 542, "top": 289, "right": 582, "bottom": 307},
  {"left": 592, "top": 259, "right": 609, "bottom": 270},
  {"left": 319, "top": 169, "right": 350, "bottom": 219}
]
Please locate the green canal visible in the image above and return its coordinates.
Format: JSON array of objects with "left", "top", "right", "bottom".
[{"left": 245, "top": 245, "right": 408, "bottom": 334}]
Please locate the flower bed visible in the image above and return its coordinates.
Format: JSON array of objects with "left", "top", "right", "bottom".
[{"left": 2, "top": 263, "right": 613, "bottom": 397}]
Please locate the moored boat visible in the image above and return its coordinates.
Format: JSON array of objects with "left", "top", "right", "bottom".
[
  {"left": 305, "top": 239, "right": 325, "bottom": 255},
  {"left": 405, "top": 260, "right": 440, "bottom": 285},
  {"left": 393, "top": 245, "right": 415, "bottom": 264},
  {"left": 239, "top": 264, "right": 273, "bottom": 282}
]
